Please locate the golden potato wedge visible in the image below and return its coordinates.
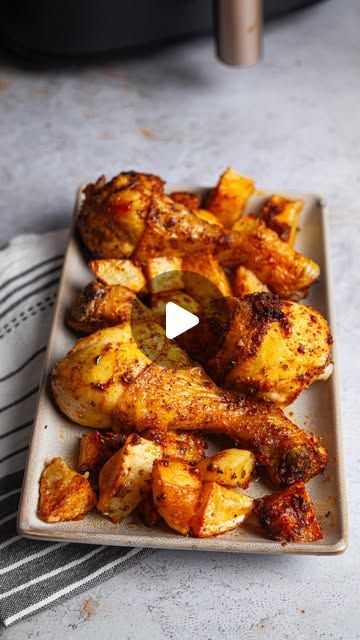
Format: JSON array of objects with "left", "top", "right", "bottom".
[
  {"left": 137, "top": 494, "right": 162, "bottom": 527},
  {"left": 170, "top": 191, "right": 201, "bottom": 210},
  {"left": 259, "top": 195, "right": 303, "bottom": 248},
  {"left": 146, "top": 256, "right": 184, "bottom": 293},
  {"left": 206, "top": 167, "right": 255, "bottom": 227},
  {"left": 191, "top": 482, "right": 253, "bottom": 537},
  {"left": 78, "top": 431, "right": 126, "bottom": 473},
  {"left": 195, "top": 209, "right": 223, "bottom": 227},
  {"left": 38, "top": 457, "right": 96, "bottom": 523},
  {"left": 196, "top": 449, "right": 255, "bottom": 488},
  {"left": 97, "top": 434, "right": 163, "bottom": 523},
  {"left": 89, "top": 259, "right": 146, "bottom": 292},
  {"left": 143, "top": 430, "right": 207, "bottom": 465},
  {"left": 232, "top": 266, "right": 269, "bottom": 297},
  {"left": 182, "top": 252, "right": 232, "bottom": 297},
  {"left": 152, "top": 459, "right": 202, "bottom": 535}
]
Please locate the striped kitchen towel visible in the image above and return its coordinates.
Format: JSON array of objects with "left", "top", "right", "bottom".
[{"left": 0, "top": 230, "right": 151, "bottom": 627}]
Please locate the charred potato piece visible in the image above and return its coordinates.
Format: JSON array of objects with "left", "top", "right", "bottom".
[
  {"left": 152, "top": 459, "right": 202, "bottom": 535},
  {"left": 38, "top": 457, "right": 96, "bottom": 523},
  {"left": 143, "top": 430, "right": 207, "bottom": 465},
  {"left": 66, "top": 280, "right": 140, "bottom": 334},
  {"left": 259, "top": 195, "right": 303, "bottom": 248},
  {"left": 206, "top": 167, "right": 255, "bottom": 228},
  {"left": 89, "top": 259, "right": 146, "bottom": 292},
  {"left": 233, "top": 266, "right": 269, "bottom": 297},
  {"left": 170, "top": 191, "right": 201, "bottom": 210},
  {"left": 196, "top": 449, "right": 255, "bottom": 488},
  {"left": 97, "top": 434, "right": 163, "bottom": 523},
  {"left": 191, "top": 481, "right": 253, "bottom": 537},
  {"left": 254, "top": 481, "right": 323, "bottom": 542},
  {"left": 77, "top": 171, "right": 164, "bottom": 258},
  {"left": 137, "top": 494, "right": 162, "bottom": 527},
  {"left": 78, "top": 431, "right": 125, "bottom": 473},
  {"left": 146, "top": 257, "right": 184, "bottom": 293}
]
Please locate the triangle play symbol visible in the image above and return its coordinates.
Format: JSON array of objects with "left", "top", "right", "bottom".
[{"left": 165, "top": 301, "right": 200, "bottom": 340}]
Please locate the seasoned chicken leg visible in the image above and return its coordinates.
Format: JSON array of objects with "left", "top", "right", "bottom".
[
  {"left": 51, "top": 322, "right": 327, "bottom": 487},
  {"left": 206, "top": 293, "right": 333, "bottom": 406},
  {"left": 77, "top": 172, "right": 319, "bottom": 299}
]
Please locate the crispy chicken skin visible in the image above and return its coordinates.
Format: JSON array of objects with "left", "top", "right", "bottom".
[
  {"left": 206, "top": 293, "right": 333, "bottom": 406},
  {"left": 51, "top": 322, "right": 327, "bottom": 487},
  {"left": 77, "top": 172, "right": 319, "bottom": 299},
  {"left": 113, "top": 356, "right": 328, "bottom": 487},
  {"left": 228, "top": 216, "right": 319, "bottom": 299},
  {"left": 51, "top": 324, "right": 152, "bottom": 428},
  {"left": 254, "top": 481, "right": 323, "bottom": 542},
  {"left": 77, "top": 171, "right": 164, "bottom": 258}
]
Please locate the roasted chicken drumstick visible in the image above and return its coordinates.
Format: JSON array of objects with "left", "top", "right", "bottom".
[{"left": 51, "top": 321, "right": 328, "bottom": 487}]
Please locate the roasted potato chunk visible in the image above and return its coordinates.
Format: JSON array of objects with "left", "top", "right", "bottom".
[
  {"left": 152, "top": 459, "right": 202, "bottom": 535},
  {"left": 78, "top": 431, "right": 125, "bottom": 473},
  {"left": 195, "top": 209, "right": 223, "bottom": 227},
  {"left": 89, "top": 259, "right": 146, "bottom": 292},
  {"left": 191, "top": 482, "right": 253, "bottom": 537},
  {"left": 170, "top": 191, "right": 201, "bottom": 210},
  {"left": 233, "top": 266, "right": 269, "bottom": 297},
  {"left": 182, "top": 252, "right": 232, "bottom": 297},
  {"left": 254, "top": 482, "right": 323, "bottom": 542},
  {"left": 137, "top": 494, "right": 162, "bottom": 527},
  {"left": 143, "top": 430, "right": 207, "bottom": 465},
  {"left": 206, "top": 167, "right": 255, "bottom": 227},
  {"left": 38, "top": 458, "right": 96, "bottom": 523},
  {"left": 196, "top": 449, "right": 255, "bottom": 488},
  {"left": 259, "top": 195, "right": 303, "bottom": 248},
  {"left": 146, "top": 257, "right": 184, "bottom": 293},
  {"left": 97, "top": 434, "right": 162, "bottom": 523},
  {"left": 66, "top": 280, "right": 137, "bottom": 334}
]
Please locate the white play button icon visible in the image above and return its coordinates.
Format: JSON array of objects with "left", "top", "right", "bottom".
[{"left": 165, "top": 301, "right": 199, "bottom": 340}]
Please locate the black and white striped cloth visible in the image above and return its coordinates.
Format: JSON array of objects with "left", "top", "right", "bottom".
[{"left": 0, "top": 230, "right": 151, "bottom": 627}]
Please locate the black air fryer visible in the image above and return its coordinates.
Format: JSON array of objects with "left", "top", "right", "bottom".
[{"left": 1, "top": 0, "right": 325, "bottom": 66}]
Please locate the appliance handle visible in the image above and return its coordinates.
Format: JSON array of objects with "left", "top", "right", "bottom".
[{"left": 214, "top": 0, "right": 263, "bottom": 66}]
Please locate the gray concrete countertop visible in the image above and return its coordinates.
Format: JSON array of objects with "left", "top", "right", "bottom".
[{"left": 1, "top": 0, "right": 359, "bottom": 638}]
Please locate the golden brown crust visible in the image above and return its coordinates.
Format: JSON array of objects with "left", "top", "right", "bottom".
[
  {"left": 142, "top": 430, "right": 207, "bottom": 465},
  {"left": 259, "top": 194, "right": 303, "bottom": 247},
  {"left": 77, "top": 171, "right": 164, "bottom": 258},
  {"left": 113, "top": 358, "right": 328, "bottom": 487},
  {"left": 206, "top": 293, "right": 332, "bottom": 405},
  {"left": 206, "top": 167, "right": 255, "bottom": 227},
  {"left": 78, "top": 430, "right": 125, "bottom": 473},
  {"left": 66, "top": 280, "right": 139, "bottom": 333},
  {"left": 223, "top": 215, "right": 320, "bottom": 299},
  {"left": 232, "top": 266, "right": 269, "bottom": 297},
  {"left": 38, "top": 458, "right": 96, "bottom": 523},
  {"left": 254, "top": 482, "right": 323, "bottom": 542},
  {"left": 88, "top": 259, "right": 146, "bottom": 291},
  {"left": 191, "top": 482, "right": 253, "bottom": 537},
  {"left": 170, "top": 191, "right": 201, "bottom": 210}
]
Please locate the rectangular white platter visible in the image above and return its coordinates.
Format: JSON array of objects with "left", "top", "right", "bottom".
[{"left": 18, "top": 184, "right": 348, "bottom": 555}]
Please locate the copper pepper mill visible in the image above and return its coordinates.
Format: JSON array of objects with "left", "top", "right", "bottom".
[{"left": 215, "top": 0, "right": 263, "bottom": 66}]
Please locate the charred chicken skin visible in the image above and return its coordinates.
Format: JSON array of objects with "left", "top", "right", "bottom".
[
  {"left": 51, "top": 321, "right": 328, "bottom": 487},
  {"left": 77, "top": 172, "right": 319, "bottom": 299}
]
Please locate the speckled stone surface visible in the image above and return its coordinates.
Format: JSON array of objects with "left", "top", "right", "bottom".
[{"left": 0, "top": 0, "right": 359, "bottom": 638}]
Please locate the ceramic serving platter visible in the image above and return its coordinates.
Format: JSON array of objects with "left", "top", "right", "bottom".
[{"left": 18, "top": 185, "right": 348, "bottom": 555}]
